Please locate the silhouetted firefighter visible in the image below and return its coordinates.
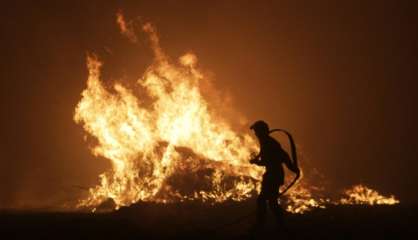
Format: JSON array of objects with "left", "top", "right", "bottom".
[{"left": 249, "top": 120, "right": 300, "bottom": 234}]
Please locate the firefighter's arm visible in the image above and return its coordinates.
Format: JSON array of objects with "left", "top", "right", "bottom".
[{"left": 249, "top": 153, "right": 266, "bottom": 166}]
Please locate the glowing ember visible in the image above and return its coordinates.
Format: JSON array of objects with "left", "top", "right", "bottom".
[
  {"left": 73, "top": 13, "right": 399, "bottom": 213},
  {"left": 340, "top": 185, "right": 399, "bottom": 205}
]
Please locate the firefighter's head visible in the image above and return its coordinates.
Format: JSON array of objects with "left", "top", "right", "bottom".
[{"left": 250, "top": 120, "right": 269, "bottom": 139}]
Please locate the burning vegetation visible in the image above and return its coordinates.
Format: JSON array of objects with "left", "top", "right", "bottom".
[
  {"left": 340, "top": 184, "right": 400, "bottom": 206},
  {"left": 73, "top": 14, "right": 399, "bottom": 213}
]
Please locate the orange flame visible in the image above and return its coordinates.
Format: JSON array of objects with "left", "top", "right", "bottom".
[
  {"left": 340, "top": 184, "right": 399, "bottom": 205},
  {"left": 116, "top": 11, "right": 137, "bottom": 43},
  {"left": 74, "top": 23, "right": 261, "bottom": 209}
]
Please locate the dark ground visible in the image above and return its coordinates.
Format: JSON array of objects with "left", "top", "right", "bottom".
[{"left": 1, "top": 200, "right": 417, "bottom": 239}]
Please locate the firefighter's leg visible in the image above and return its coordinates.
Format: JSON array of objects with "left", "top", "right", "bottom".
[
  {"left": 250, "top": 194, "right": 267, "bottom": 238},
  {"left": 268, "top": 197, "right": 285, "bottom": 226},
  {"left": 250, "top": 175, "right": 268, "bottom": 238},
  {"left": 256, "top": 194, "right": 267, "bottom": 227},
  {"left": 255, "top": 177, "right": 269, "bottom": 228}
]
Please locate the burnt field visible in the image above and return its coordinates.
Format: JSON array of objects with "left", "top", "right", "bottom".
[{"left": 1, "top": 201, "right": 417, "bottom": 240}]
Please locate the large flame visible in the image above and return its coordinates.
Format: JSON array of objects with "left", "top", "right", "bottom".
[
  {"left": 74, "top": 23, "right": 261, "bottom": 209},
  {"left": 74, "top": 17, "right": 399, "bottom": 213}
]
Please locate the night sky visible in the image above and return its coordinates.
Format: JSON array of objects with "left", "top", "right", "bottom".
[{"left": 1, "top": 1, "right": 417, "bottom": 208}]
